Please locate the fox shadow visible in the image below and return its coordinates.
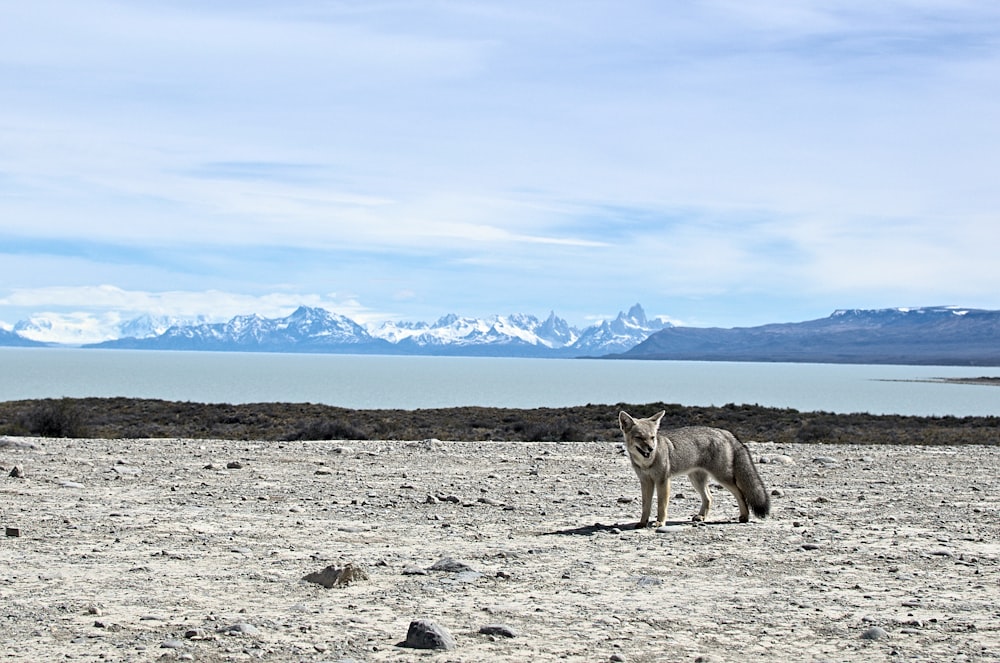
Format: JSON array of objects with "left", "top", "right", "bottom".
[{"left": 542, "top": 519, "right": 742, "bottom": 536}]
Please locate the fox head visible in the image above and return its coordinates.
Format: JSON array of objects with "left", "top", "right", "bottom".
[{"left": 619, "top": 410, "right": 665, "bottom": 464}]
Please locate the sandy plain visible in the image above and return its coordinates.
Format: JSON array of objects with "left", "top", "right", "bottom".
[{"left": 1, "top": 433, "right": 998, "bottom": 662}]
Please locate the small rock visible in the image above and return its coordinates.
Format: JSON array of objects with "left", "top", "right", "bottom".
[
  {"left": 217, "top": 622, "right": 258, "bottom": 636},
  {"left": 160, "top": 640, "right": 185, "bottom": 650},
  {"left": 5, "top": 527, "right": 21, "bottom": 538},
  {"left": 801, "top": 543, "right": 821, "bottom": 551},
  {"left": 616, "top": 496, "right": 634, "bottom": 504},
  {"left": 400, "top": 619, "right": 455, "bottom": 650},
  {"left": 428, "top": 557, "right": 476, "bottom": 573},
  {"left": 479, "top": 624, "right": 516, "bottom": 638},
  {"left": 860, "top": 626, "right": 889, "bottom": 641},
  {"left": 9, "top": 465, "right": 25, "bottom": 478},
  {"left": 635, "top": 575, "right": 662, "bottom": 587},
  {"left": 771, "top": 488, "right": 785, "bottom": 497},
  {"left": 813, "top": 456, "right": 838, "bottom": 465},
  {"left": 655, "top": 525, "right": 687, "bottom": 534},
  {"left": 402, "top": 565, "right": 429, "bottom": 576},
  {"left": 302, "top": 563, "right": 369, "bottom": 588},
  {"left": 610, "top": 655, "right": 627, "bottom": 663},
  {"left": 425, "top": 494, "right": 440, "bottom": 504},
  {"left": 58, "top": 480, "right": 84, "bottom": 489},
  {"left": 226, "top": 461, "right": 244, "bottom": 470}
]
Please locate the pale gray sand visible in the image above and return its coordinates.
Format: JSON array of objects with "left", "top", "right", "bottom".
[{"left": 1, "top": 435, "right": 998, "bottom": 661}]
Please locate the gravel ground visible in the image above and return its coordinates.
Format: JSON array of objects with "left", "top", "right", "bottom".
[{"left": 1, "top": 433, "right": 998, "bottom": 662}]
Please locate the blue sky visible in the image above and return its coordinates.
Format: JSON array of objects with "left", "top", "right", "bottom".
[{"left": 2, "top": 1, "right": 1000, "bottom": 333}]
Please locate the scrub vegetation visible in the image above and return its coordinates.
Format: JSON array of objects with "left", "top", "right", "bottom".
[{"left": 1, "top": 397, "right": 997, "bottom": 446}]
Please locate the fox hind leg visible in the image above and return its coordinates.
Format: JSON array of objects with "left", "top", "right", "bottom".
[
  {"left": 719, "top": 480, "right": 751, "bottom": 523},
  {"left": 688, "top": 470, "right": 713, "bottom": 522}
]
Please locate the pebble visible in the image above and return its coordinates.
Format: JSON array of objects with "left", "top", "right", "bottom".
[
  {"left": 160, "top": 639, "right": 185, "bottom": 649},
  {"left": 813, "top": 456, "right": 839, "bottom": 465},
  {"left": 400, "top": 619, "right": 456, "bottom": 650},
  {"left": 9, "top": 465, "right": 25, "bottom": 478},
  {"left": 58, "top": 480, "right": 84, "bottom": 489},
  {"left": 655, "top": 525, "right": 687, "bottom": 534}
]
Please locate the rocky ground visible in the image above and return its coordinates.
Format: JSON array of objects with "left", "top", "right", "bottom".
[{"left": 1, "top": 432, "right": 998, "bottom": 662}]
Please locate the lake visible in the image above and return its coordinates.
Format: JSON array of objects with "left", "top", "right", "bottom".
[{"left": 1, "top": 347, "right": 998, "bottom": 417}]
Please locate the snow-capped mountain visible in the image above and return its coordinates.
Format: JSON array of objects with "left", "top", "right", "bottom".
[
  {"left": 572, "top": 303, "right": 671, "bottom": 355},
  {"left": 13, "top": 312, "right": 202, "bottom": 345},
  {"left": 82, "top": 304, "right": 666, "bottom": 356},
  {"left": 92, "top": 306, "right": 392, "bottom": 353},
  {"left": 371, "top": 311, "right": 581, "bottom": 354}
]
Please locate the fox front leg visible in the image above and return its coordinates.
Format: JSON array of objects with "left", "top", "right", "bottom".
[
  {"left": 637, "top": 476, "right": 655, "bottom": 528},
  {"left": 654, "top": 476, "right": 671, "bottom": 527}
]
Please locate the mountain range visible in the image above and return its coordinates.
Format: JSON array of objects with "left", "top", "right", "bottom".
[
  {"left": 617, "top": 306, "right": 1000, "bottom": 365},
  {"left": 3, "top": 304, "right": 999, "bottom": 365},
  {"left": 77, "top": 303, "right": 669, "bottom": 357}
]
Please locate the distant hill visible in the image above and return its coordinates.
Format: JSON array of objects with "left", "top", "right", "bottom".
[{"left": 615, "top": 307, "right": 1000, "bottom": 366}]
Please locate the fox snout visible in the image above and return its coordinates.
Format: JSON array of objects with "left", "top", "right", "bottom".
[{"left": 633, "top": 441, "right": 654, "bottom": 459}]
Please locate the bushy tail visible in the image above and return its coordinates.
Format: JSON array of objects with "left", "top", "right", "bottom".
[{"left": 734, "top": 437, "right": 771, "bottom": 519}]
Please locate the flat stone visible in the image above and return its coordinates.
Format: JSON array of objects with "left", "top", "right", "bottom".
[{"left": 479, "top": 624, "right": 516, "bottom": 638}]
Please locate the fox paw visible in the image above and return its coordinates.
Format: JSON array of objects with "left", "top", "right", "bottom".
[{"left": 691, "top": 514, "right": 705, "bottom": 522}]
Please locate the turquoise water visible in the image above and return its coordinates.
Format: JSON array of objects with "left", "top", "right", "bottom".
[{"left": 1, "top": 347, "right": 998, "bottom": 416}]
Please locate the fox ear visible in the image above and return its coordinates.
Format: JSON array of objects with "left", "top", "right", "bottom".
[
  {"left": 618, "top": 411, "right": 635, "bottom": 432},
  {"left": 650, "top": 410, "right": 665, "bottom": 427}
]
